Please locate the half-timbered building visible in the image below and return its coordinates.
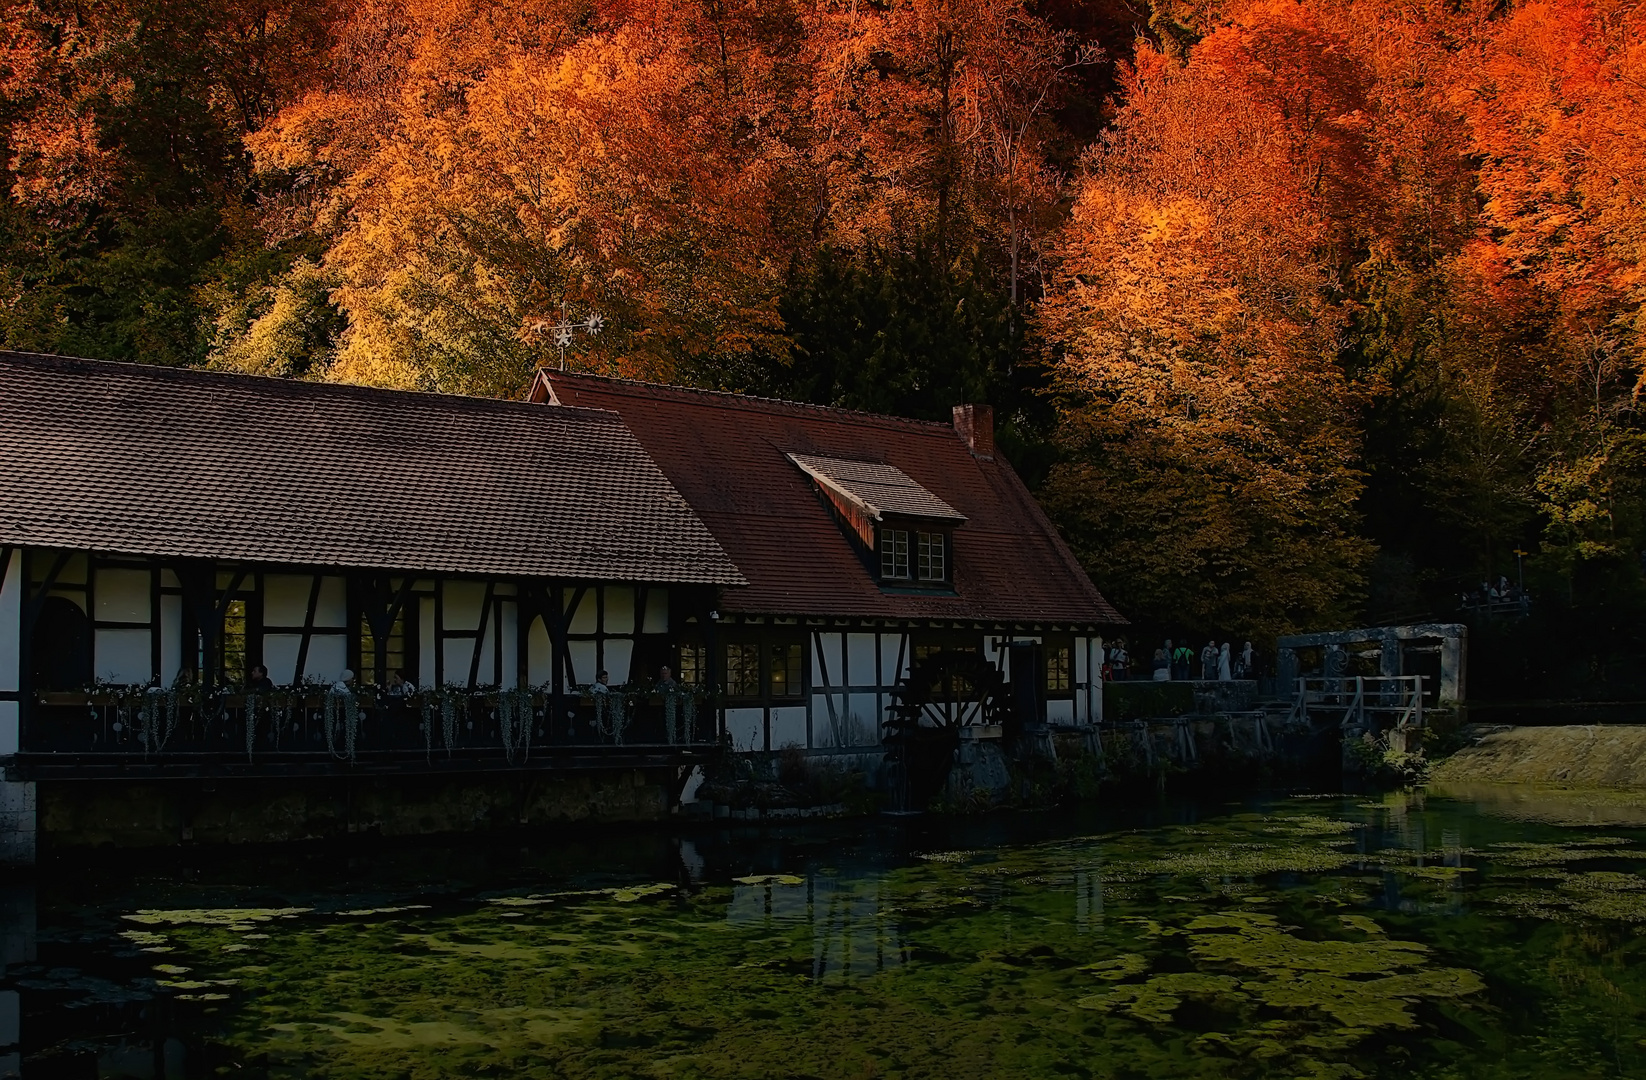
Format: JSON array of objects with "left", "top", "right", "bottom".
[
  {"left": 529, "top": 370, "right": 1125, "bottom": 757},
  {"left": 0, "top": 352, "right": 1122, "bottom": 863}
]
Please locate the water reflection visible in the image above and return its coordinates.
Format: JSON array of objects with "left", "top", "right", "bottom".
[
  {"left": 0, "top": 884, "right": 32, "bottom": 1080},
  {"left": 6, "top": 790, "right": 1646, "bottom": 1078},
  {"left": 727, "top": 873, "right": 909, "bottom": 981}
]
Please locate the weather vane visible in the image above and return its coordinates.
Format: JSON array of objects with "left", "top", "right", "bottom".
[{"left": 530, "top": 307, "right": 604, "bottom": 370}]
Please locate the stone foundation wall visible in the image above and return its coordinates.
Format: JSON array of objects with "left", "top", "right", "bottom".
[
  {"left": 0, "top": 782, "right": 35, "bottom": 867},
  {"left": 35, "top": 770, "right": 672, "bottom": 852}
]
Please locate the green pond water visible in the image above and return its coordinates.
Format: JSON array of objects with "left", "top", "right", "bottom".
[{"left": 10, "top": 786, "right": 1646, "bottom": 1078}]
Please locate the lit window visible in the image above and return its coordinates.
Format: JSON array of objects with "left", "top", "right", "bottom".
[
  {"left": 881, "top": 529, "right": 910, "bottom": 579},
  {"left": 917, "top": 532, "right": 945, "bottom": 581},
  {"left": 222, "top": 599, "right": 248, "bottom": 684},
  {"left": 770, "top": 642, "right": 803, "bottom": 698},
  {"left": 679, "top": 644, "right": 706, "bottom": 686},
  {"left": 725, "top": 643, "right": 761, "bottom": 697},
  {"left": 1047, "top": 645, "right": 1072, "bottom": 694},
  {"left": 360, "top": 614, "right": 407, "bottom": 685}
]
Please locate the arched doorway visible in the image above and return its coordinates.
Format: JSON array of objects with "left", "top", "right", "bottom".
[{"left": 30, "top": 595, "right": 91, "bottom": 691}]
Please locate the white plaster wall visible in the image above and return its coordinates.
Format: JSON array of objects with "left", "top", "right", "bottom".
[
  {"left": 0, "top": 550, "right": 19, "bottom": 694},
  {"left": 1047, "top": 699, "right": 1075, "bottom": 724},
  {"left": 809, "top": 692, "right": 843, "bottom": 747},
  {"left": 0, "top": 702, "right": 17, "bottom": 757},
  {"left": 263, "top": 575, "right": 312, "bottom": 626},
  {"left": 305, "top": 634, "right": 347, "bottom": 683},
  {"left": 443, "top": 581, "right": 486, "bottom": 632},
  {"left": 813, "top": 694, "right": 876, "bottom": 748},
  {"left": 603, "top": 638, "right": 634, "bottom": 685},
  {"left": 604, "top": 587, "right": 635, "bottom": 635},
  {"left": 264, "top": 575, "right": 345, "bottom": 628},
  {"left": 812, "top": 633, "right": 844, "bottom": 688},
  {"left": 642, "top": 589, "right": 668, "bottom": 634},
  {"left": 160, "top": 595, "right": 182, "bottom": 686},
  {"left": 314, "top": 577, "right": 346, "bottom": 628},
  {"left": 847, "top": 694, "right": 881, "bottom": 745},
  {"left": 419, "top": 598, "right": 437, "bottom": 687},
  {"left": 263, "top": 634, "right": 302, "bottom": 686},
  {"left": 567, "top": 591, "right": 598, "bottom": 635},
  {"left": 567, "top": 640, "right": 597, "bottom": 689},
  {"left": 724, "top": 707, "right": 764, "bottom": 752},
  {"left": 879, "top": 634, "right": 909, "bottom": 688},
  {"left": 499, "top": 602, "right": 518, "bottom": 687},
  {"left": 526, "top": 617, "right": 551, "bottom": 687},
  {"left": 476, "top": 617, "right": 497, "bottom": 685},
  {"left": 94, "top": 629, "right": 151, "bottom": 684},
  {"left": 770, "top": 706, "right": 807, "bottom": 750},
  {"left": 846, "top": 634, "right": 877, "bottom": 687},
  {"left": 94, "top": 568, "right": 149, "bottom": 623}
]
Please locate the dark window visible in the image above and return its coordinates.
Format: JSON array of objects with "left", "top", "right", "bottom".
[
  {"left": 725, "top": 642, "right": 761, "bottom": 698},
  {"left": 880, "top": 528, "right": 910, "bottom": 579},
  {"left": 770, "top": 642, "right": 803, "bottom": 698}
]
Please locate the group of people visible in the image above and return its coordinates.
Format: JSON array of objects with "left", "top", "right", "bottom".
[
  {"left": 1462, "top": 575, "right": 1530, "bottom": 610},
  {"left": 1102, "top": 639, "right": 1256, "bottom": 682}
]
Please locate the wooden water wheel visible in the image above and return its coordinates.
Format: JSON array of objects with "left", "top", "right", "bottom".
[{"left": 882, "top": 650, "right": 1008, "bottom": 811}]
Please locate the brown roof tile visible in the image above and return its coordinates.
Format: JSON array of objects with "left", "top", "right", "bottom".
[
  {"left": 0, "top": 352, "right": 744, "bottom": 584},
  {"left": 534, "top": 371, "right": 1125, "bottom": 626}
]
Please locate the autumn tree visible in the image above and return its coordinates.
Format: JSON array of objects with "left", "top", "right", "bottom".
[{"left": 1038, "top": 0, "right": 1380, "bottom": 639}]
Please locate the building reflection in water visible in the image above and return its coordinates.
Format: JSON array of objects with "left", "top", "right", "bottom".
[
  {"left": 727, "top": 872, "right": 908, "bottom": 983},
  {"left": 0, "top": 883, "right": 34, "bottom": 1080},
  {"left": 1074, "top": 870, "right": 1103, "bottom": 935}
]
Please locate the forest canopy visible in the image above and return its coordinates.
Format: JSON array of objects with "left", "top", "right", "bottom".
[{"left": 0, "top": 0, "right": 1641, "bottom": 647}]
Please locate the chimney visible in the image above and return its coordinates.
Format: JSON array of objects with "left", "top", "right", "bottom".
[{"left": 952, "top": 404, "right": 995, "bottom": 460}]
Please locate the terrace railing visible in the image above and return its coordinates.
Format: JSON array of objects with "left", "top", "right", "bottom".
[{"left": 17, "top": 686, "right": 719, "bottom": 772}]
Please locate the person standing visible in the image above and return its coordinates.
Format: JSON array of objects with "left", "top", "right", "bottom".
[
  {"left": 1218, "top": 643, "right": 1233, "bottom": 681},
  {"left": 1153, "top": 646, "right": 1170, "bottom": 681},
  {"left": 1173, "top": 642, "right": 1193, "bottom": 681},
  {"left": 1240, "top": 641, "right": 1255, "bottom": 679},
  {"left": 1201, "top": 641, "right": 1218, "bottom": 681}
]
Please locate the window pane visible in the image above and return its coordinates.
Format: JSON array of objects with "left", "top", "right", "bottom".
[
  {"left": 679, "top": 644, "right": 705, "bottom": 686},
  {"left": 771, "top": 642, "right": 802, "bottom": 697},
  {"left": 881, "top": 529, "right": 910, "bottom": 578},
  {"left": 917, "top": 532, "right": 945, "bottom": 581},
  {"left": 222, "top": 599, "right": 247, "bottom": 684},
  {"left": 1047, "top": 645, "right": 1072, "bottom": 693},
  {"left": 725, "top": 642, "right": 760, "bottom": 697},
  {"left": 361, "top": 613, "right": 407, "bottom": 685}
]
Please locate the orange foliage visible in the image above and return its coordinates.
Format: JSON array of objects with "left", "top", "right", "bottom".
[{"left": 1458, "top": 0, "right": 1646, "bottom": 355}]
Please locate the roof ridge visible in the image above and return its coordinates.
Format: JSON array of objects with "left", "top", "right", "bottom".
[
  {"left": 543, "top": 368, "right": 964, "bottom": 432},
  {"left": 0, "top": 350, "right": 624, "bottom": 421}
]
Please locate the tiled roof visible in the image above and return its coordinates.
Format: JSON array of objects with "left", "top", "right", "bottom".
[
  {"left": 787, "top": 454, "right": 966, "bottom": 523},
  {"left": 0, "top": 352, "right": 744, "bottom": 584},
  {"left": 533, "top": 370, "right": 1125, "bottom": 626}
]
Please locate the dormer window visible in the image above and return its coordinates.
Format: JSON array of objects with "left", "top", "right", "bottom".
[
  {"left": 786, "top": 452, "right": 964, "bottom": 591},
  {"left": 880, "top": 528, "right": 947, "bottom": 582}
]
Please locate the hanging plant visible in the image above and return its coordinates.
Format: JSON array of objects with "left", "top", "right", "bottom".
[
  {"left": 495, "top": 686, "right": 534, "bottom": 765},
  {"left": 324, "top": 687, "right": 360, "bottom": 762},
  {"left": 441, "top": 687, "right": 461, "bottom": 755},
  {"left": 592, "top": 685, "right": 631, "bottom": 746},
  {"left": 244, "top": 692, "right": 260, "bottom": 762}
]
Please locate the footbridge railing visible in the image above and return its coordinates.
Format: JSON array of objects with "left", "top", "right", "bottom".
[{"left": 1287, "top": 675, "right": 1426, "bottom": 733}]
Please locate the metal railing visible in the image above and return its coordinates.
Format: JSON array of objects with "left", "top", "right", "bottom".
[
  {"left": 1287, "top": 675, "right": 1426, "bottom": 732},
  {"left": 18, "top": 689, "right": 719, "bottom": 769}
]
